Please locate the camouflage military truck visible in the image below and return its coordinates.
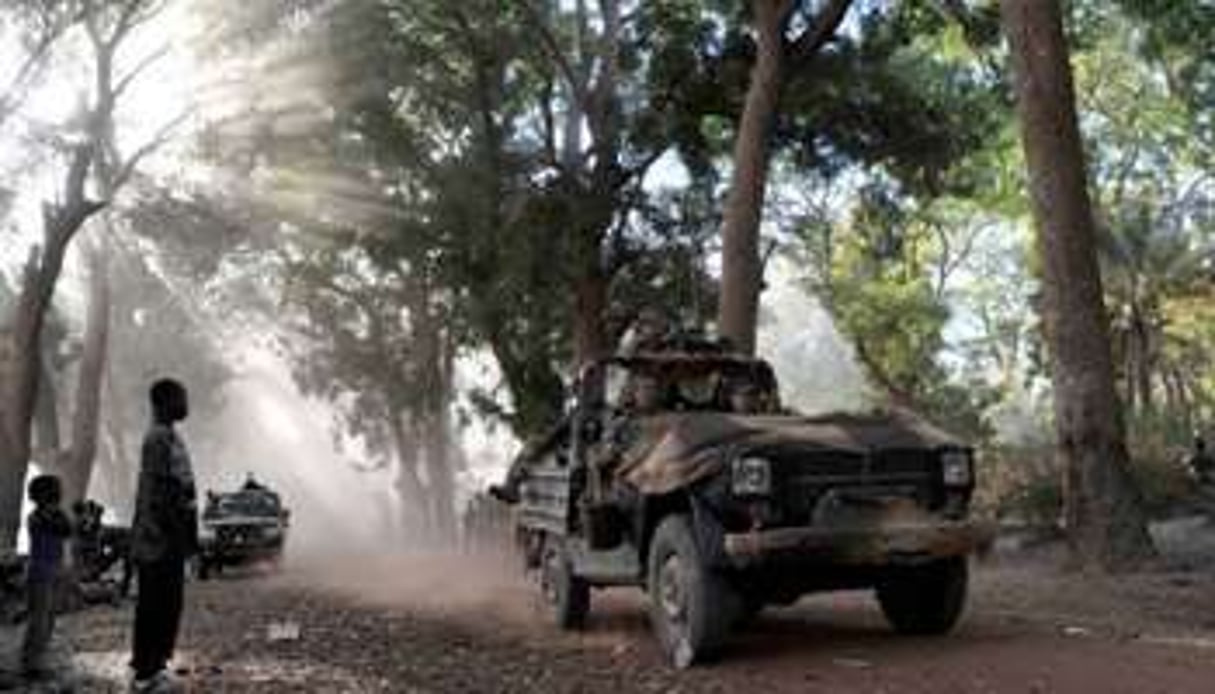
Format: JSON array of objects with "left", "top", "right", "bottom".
[
  {"left": 197, "top": 476, "right": 289, "bottom": 579},
  {"left": 498, "top": 337, "right": 987, "bottom": 667}
]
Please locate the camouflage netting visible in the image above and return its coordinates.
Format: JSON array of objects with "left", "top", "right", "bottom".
[{"left": 617, "top": 410, "right": 964, "bottom": 495}]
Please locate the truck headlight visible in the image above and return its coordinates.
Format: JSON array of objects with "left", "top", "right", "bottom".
[
  {"left": 941, "top": 450, "right": 973, "bottom": 487},
  {"left": 732, "top": 456, "right": 773, "bottom": 497}
]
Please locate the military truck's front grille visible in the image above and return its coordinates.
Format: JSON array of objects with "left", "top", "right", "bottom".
[
  {"left": 218, "top": 526, "right": 263, "bottom": 544},
  {"left": 767, "top": 449, "right": 940, "bottom": 525}
]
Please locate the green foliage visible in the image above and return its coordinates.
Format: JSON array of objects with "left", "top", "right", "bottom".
[
  {"left": 183, "top": 0, "right": 1212, "bottom": 468},
  {"left": 286, "top": 0, "right": 734, "bottom": 437},
  {"left": 973, "top": 445, "right": 1059, "bottom": 526},
  {"left": 1067, "top": 6, "right": 1215, "bottom": 425},
  {"left": 830, "top": 239, "right": 947, "bottom": 394},
  {"left": 1125, "top": 412, "right": 1205, "bottom": 516},
  {"left": 1113, "top": 0, "right": 1215, "bottom": 123},
  {"left": 804, "top": 187, "right": 997, "bottom": 439}
]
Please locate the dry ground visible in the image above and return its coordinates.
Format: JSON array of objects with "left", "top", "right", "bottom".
[{"left": 5, "top": 520, "right": 1215, "bottom": 692}]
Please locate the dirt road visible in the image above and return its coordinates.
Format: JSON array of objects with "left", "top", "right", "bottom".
[{"left": 26, "top": 550, "right": 1215, "bottom": 693}]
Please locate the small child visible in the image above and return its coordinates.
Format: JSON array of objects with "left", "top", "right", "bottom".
[{"left": 22, "top": 474, "right": 73, "bottom": 679}]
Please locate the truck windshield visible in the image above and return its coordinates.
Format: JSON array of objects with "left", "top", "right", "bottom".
[{"left": 209, "top": 491, "right": 280, "bottom": 517}]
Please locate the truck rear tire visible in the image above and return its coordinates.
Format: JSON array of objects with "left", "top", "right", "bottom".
[
  {"left": 876, "top": 556, "right": 968, "bottom": 635},
  {"left": 540, "top": 537, "right": 589, "bottom": 630},
  {"left": 646, "top": 515, "right": 737, "bottom": 668}
]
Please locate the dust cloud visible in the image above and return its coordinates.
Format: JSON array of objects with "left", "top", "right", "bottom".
[
  {"left": 282, "top": 550, "right": 538, "bottom": 627},
  {"left": 758, "top": 257, "right": 870, "bottom": 414},
  {"left": 69, "top": 262, "right": 868, "bottom": 567},
  {"left": 192, "top": 343, "right": 399, "bottom": 558}
]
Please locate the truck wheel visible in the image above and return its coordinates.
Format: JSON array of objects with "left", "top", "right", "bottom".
[
  {"left": 876, "top": 556, "right": 968, "bottom": 635},
  {"left": 540, "top": 537, "right": 590, "bottom": 630},
  {"left": 647, "top": 515, "right": 736, "bottom": 668}
]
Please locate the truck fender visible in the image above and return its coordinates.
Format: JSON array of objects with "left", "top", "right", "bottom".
[{"left": 638, "top": 491, "right": 730, "bottom": 571}]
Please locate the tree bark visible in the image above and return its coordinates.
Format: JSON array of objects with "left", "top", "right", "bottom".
[
  {"left": 416, "top": 283, "right": 459, "bottom": 545},
  {"left": 388, "top": 411, "right": 425, "bottom": 543},
  {"left": 718, "top": 0, "right": 853, "bottom": 354},
  {"left": 1002, "top": 0, "right": 1156, "bottom": 569},
  {"left": 573, "top": 233, "right": 610, "bottom": 364},
  {"left": 1134, "top": 312, "right": 1154, "bottom": 415},
  {"left": 423, "top": 410, "right": 456, "bottom": 545},
  {"left": 32, "top": 350, "right": 61, "bottom": 459},
  {"left": 0, "top": 208, "right": 95, "bottom": 549},
  {"left": 718, "top": 0, "right": 790, "bottom": 355},
  {"left": 63, "top": 237, "right": 111, "bottom": 505},
  {"left": 1121, "top": 325, "right": 1137, "bottom": 417}
]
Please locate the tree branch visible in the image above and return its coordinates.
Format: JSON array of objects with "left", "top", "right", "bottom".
[
  {"left": 511, "top": 0, "right": 587, "bottom": 105},
  {"left": 787, "top": 0, "right": 854, "bottom": 66},
  {"left": 112, "top": 43, "right": 170, "bottom": 100},
  {"left": 108, "top": 0, "right": 153, "bottom": 49},
  {"left": 110, "top": 109, "right": 191, "bottom": 192},
  {"left": 0, "top": 2, "right": 79, "bottom": 128}
]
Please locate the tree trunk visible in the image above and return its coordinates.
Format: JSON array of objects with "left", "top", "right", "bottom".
[
  {"left": 63, "top": 238, "right": 111, "bottom": 505},
  {"left": 387, "top": 411, "right": 425, "bottom": 543},
  {"left": 101, "top": 359, "right": 133, "bottom": 518},
  {"left": 423, "top": 410, "right": 456, "bottom": 546},
  {"left": 32, "top": 351, "right": 60, "bottom": 460},
  {"left": 0, "top": 236, "right": 77, "bottom": 550},
  {"left": 1002, "top": 0, "right": 1156, "bottom": 569},
  {"left": 1135, "top": 315, "right": 1154, "bottom": 415},
  {"left": 414, "top": 284, "right": 458, "bottom": 545},
  {"left": 573, "top": 240, "right": 610, "bottom": 364},
  {"left": 1121, "top": 326, "right": 1137, "bottom": 418},
  {"left": 718, "top": 0, "right": 789, "bottom": 355},
  {"left": 94, "top": 403, "right": 129, "bottom": 517}
]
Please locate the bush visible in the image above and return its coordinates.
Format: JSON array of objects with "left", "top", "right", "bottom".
[
  {"left": 976, "top": 420, "right": 1200, "bottom": 527},
  {"left": 1125, "top": 418, "right": 1199, "bottom": 517},
  {"left": 973, "top": 444, "right": 1060, "bottom": 527}
]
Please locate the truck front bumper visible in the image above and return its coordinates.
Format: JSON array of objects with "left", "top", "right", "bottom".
[{"left": 722, "top": 519, "right": 993, "bottom": 568}]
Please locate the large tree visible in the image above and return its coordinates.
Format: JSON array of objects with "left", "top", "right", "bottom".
[
  {"left": 718, "top": 0, "right": 853, "bottom": 354},
  {"left": 273, "top": 0, "right": 719, "bottom": 440},
  {"left": 1002, "top": 0, "right": 1156, "bottom": 569},
  {"left": 0, "top": 0, "right": 172, "bottom": 548}
]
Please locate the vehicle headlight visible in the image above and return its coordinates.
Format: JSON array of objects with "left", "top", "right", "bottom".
[
  {"left": 941, "top": 450, "right": 973, "bottom": 487},
  {"left": 199, "top": 525, "right": 215, "bottom": 542},
  {"left": 732, "top": 456, "right": 773, "bottom": 497}
]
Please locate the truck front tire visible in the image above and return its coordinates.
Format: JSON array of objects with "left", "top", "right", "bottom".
[
  {"left": 540, "top": 536, "right": 590, "bottom": 630},
  {"left": 876, "top": 555, "right": 968, "bottom": 635},
  {"left": 646, "top": 515, "right": 737, "bottom": 668}
]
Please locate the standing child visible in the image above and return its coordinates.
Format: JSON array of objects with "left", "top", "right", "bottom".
[
  {"left": 22, "top": 474, "right": 73, "bottom": 679},
  {"left": 130, "top": 378, "right": 197, "bottom": 692}
]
